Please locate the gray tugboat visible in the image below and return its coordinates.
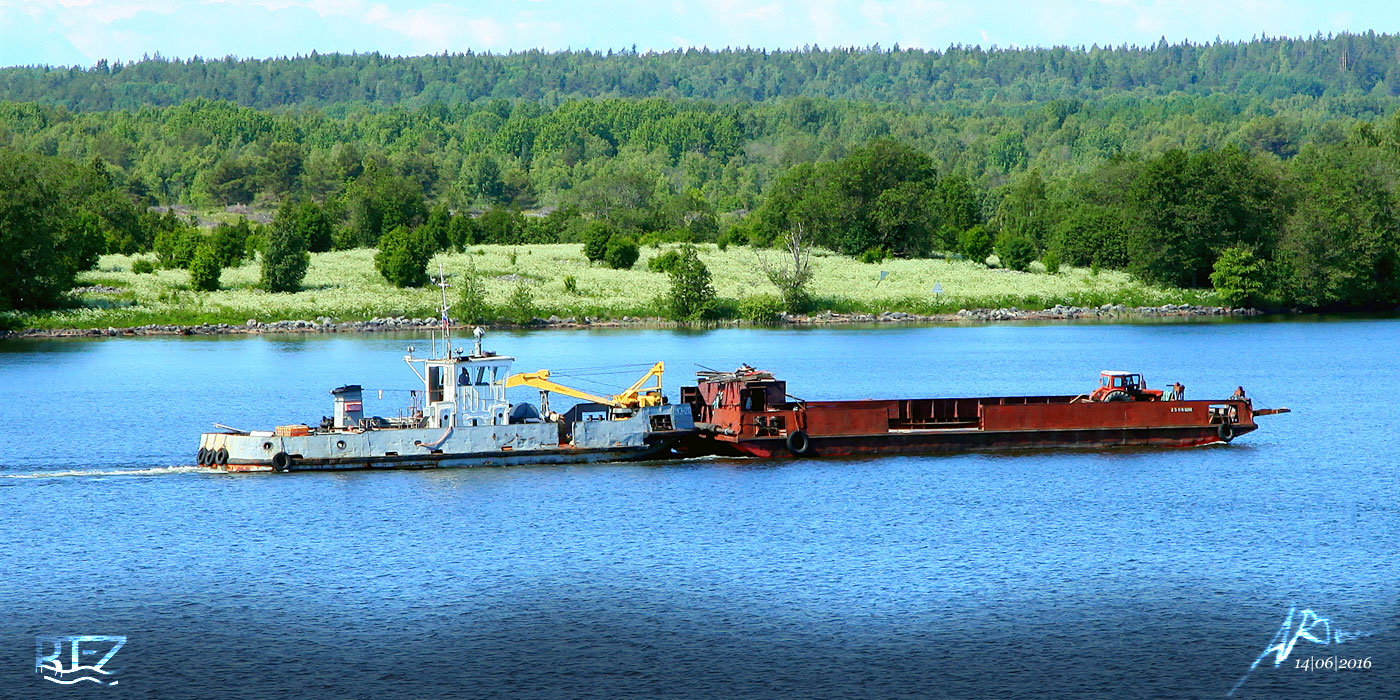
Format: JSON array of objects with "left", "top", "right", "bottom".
[{"left": 196, "top": 277, "right": 693, "bottom": 473}]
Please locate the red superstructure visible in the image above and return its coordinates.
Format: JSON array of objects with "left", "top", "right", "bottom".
[{"left": 681, "top": 368, "right": 1289, "bottom": 458}]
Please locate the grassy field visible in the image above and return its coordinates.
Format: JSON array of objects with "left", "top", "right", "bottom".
[{"left": 6, "top": 244, "right": 1221, "bottom": 330}]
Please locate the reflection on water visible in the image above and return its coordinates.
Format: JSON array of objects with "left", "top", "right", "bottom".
[{"left": 1, "top": 318, "right": 1397, "bottom": 699}]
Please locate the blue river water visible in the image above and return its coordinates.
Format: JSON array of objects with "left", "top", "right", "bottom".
[{"left": 1, "top": 318, "right": 1397, "bottom": 699}]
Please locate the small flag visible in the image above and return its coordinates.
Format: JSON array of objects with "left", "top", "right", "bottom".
[
  {"left": 877, "top": 270, "right": 889, "bottom": 286},
  {"left": 932, "top": 283, "right": 943, "bottom": 295}
]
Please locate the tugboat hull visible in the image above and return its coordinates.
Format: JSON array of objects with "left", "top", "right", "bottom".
[
  {"left": 200, "top": 404, "right": 693, "bottom": 472},
  {"left": 212, "top": 444, "right": 677, "bottom": 472}
]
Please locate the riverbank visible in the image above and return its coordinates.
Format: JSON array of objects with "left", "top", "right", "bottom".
[
  {"left": 1, "top": 303, "right": 1262, "bottom": 339},
  {"left": 2, "top": 244, "right": 1229, "bottom": 335}
]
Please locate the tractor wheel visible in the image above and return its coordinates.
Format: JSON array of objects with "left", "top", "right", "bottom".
[{"left": 1103, "top": 390, "right": 1132, "bottom": 402}]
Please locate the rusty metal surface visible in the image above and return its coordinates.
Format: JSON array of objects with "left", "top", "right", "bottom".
[{"left": 684, "top": 370, "right": 1278, "bottom": 460}]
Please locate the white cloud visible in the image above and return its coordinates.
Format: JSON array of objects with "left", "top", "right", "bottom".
[{"left": 806, "top": 0, "right": 838, "bottom": 44}]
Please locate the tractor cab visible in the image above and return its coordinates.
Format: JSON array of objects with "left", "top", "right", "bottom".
[{"left": 1089, "top": 371, "right": 1163, "bottom": 402}]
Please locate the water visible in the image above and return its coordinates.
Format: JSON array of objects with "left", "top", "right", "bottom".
[{"left": 2, "top": 319, "right": 1397, "bottom": 699}]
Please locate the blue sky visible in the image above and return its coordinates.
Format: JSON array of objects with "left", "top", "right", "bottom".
[{"left": 1, "top": 0, "right": 1395, "bottom": 68}]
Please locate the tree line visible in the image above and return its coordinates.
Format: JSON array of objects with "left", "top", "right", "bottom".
[
  {"left": 2, "top": 86, "right": 1395, "bottom": 218},
  {"left": 3, "top": 33, "right": 1399, "bottom": 111},
  {"left": 6, "top": 116, "right": 1397, "bottom": 314},
  {"left": 3, "top": 33, "right": 1399, "bottom": 315}
]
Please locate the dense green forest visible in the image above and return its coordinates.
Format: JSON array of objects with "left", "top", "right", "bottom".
[
  {"left": 4, "top": 34, "right": 1400, "bottom": 110},
  {"left": 2, "top": 35, "right": 1399, "bottom": 318}
]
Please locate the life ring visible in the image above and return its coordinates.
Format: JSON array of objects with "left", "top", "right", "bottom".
[
  {"left": 785, "top": 430, "right": 812, "bottom": 455},
  {"left": 271, "top": 452, "right": 293, "bottom": 472},
  {"left": 214, "top": 447, "right": 229, "bottom": 466},
  {"left": 197, "top": 447, "right": 209, "bottom": 465},
  {"left": 1217, "top": 423, "right": 1235, "bottom": 442}
]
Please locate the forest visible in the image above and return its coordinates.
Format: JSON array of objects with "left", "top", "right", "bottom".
[
  {"left": 5, "top": 33, "right": 1400, "bottom": 110},
  {"left": 2, "top": 34, "right": 1399, "bottom": 319}
]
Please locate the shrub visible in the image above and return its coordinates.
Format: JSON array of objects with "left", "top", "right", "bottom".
[
  {"left": 476, "top": 207, "right": 527, "bottom": 244},
  {"left": 738, "top": 294, "right": 784, "bottom": 326},
  {"left": 1210, "top": 245, "right": 1268, "bottom": 307},
  {"left": 647, "top": 249, "right": 682, "bottom": 274},
  {"left": 639, "top": 229, "right": 691, "bottom": 247},
  {"left": 958, "top": 226, "right": 993, "bottom": 265},
  {"left": 667, "top": 244, "right": 715, "bottom": 321},
  {"left": 298, "top": 201, "right": 336, "bottom": 253},
  {"left": 131, "top": 258, "right": 157, "bottom": 274},
  {"left": 456, "top": 263, "right": 489, "bottom": 323},
  {"left": 422, "top": 205, "right": 452, "bottom": 253},
  {"left": 188, "top": 243, "right": 223, "bottom": 291},
  {"left": 582, "top": 221, "right": 616, "bottom": 263},
  {"left": 858, "top": 247, "right": 888, "bottom": 264},
  {"left": 154, "top": 226, "right": 203, "bottom": 269},
  {"left": 243, "top": 232, "right": 264, "bottom": 262},
  {"left": 759, "top": 229, "right": 814, "bottom": 313},
  {"left": 997, "top": 235, "right": 1037, "bottom": 272},
  {"left": 563, "top": 275, "right": 578, "bottom": 294},
  {"left": 448, "top": 215, "right": 477, "bottom": 251},
  {"left": 374, "top": 225, "right": 434, "bottom": 288},
  {"left": 604, "top": 237, "right": 640, "bottom": 269},
  {"left": 260, "top": 216, "right": 310, "bottom": 293},
  {"left": 209, "top": 219, "right": 251, "bottom": 267},
  {"left": 1040, "top": 249, "right": 1062, "bottom": 275},
  {"left": 502, "top": 280, "right": 538, "bottom": 324}
]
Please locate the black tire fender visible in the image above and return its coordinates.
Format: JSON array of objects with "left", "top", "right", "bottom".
[
  {"left": 197, "top": 447, "right": 209, "bottom": 466},
  {"left": 214, "top": 447, "right": 229, "bottom": 466},
  {"left": 786, "top": 430, "right": 812, "bottom": 456},
  {"left": 271, "top": 452, "right": 293, "bottom": 472},
  {"left": 1217, "top": 423, "right": 1235, "bottom": 442}
]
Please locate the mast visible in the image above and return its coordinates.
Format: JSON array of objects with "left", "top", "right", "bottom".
[{"left": 434, "top": 263, "right": 452, "bottom": 359}]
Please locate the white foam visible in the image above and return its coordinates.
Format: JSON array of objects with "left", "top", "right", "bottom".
[{"left": 0, "top": 465, "right": 212, "bottom": 479}]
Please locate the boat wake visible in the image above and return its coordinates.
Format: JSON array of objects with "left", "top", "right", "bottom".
[{"left": 0, "top": 465, "right": 209, "bottom": 479}]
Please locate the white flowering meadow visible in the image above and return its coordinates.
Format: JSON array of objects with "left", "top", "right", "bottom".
[{"left": 15, "top": 244, "right": 1215, "bottom": 329}]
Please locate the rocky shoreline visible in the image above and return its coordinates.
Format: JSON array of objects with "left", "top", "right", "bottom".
[{"left": 2, "top": 304, "right": 1261, "bottom": 339}]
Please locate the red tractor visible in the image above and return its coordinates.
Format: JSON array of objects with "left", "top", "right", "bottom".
[{"left": 1089, "top": 371, "right": 1164, "bottom": 402}]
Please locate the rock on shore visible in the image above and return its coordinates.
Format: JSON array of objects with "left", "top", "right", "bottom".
[{"left": 1, "top": 304, "right": 1261, "bottom": 339}]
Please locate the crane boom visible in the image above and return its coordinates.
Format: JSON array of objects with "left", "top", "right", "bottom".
[
  {"left": 504, "top": 362, "right": 665, "bottom": 409},
  {"left": 504, "top": 370, "right": 615, "bottom": 406}
]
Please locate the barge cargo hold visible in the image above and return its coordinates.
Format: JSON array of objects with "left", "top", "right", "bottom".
[{"left": 681, "top": 368, "right": 1289, "bottom": 458}]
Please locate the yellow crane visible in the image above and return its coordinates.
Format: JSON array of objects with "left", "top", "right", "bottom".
[{"left": 505, "top": 362, "right": 665, "bottom": 418}]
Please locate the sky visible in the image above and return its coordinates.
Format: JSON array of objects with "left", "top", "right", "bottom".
[{"left": 1, "top": 0, "right": 1395, "bottom": 68}]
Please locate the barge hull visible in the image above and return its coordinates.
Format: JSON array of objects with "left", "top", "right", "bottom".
[
  {"left": 682, "top": 368, "right": 1277, "bottom": 459},
  {"left": 705, "top": 423, "right": 1256, "bottom": 459}
]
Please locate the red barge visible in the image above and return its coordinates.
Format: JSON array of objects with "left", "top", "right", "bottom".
[{"left": 681, "top": 368, "right": 1289, "bottom": 458}]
